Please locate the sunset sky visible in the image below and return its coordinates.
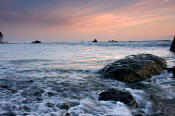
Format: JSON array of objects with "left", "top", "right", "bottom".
[{"left": 0, "top": 0, "right": 175, "bottom": 42}]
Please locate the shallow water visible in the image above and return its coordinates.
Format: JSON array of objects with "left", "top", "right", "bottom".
[{"left": 0, "top": 41, "right": 175, "bottom": 116}]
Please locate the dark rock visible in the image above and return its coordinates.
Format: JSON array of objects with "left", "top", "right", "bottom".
[
  {"left": 59, "top": 103, "right": 71, "bottom": 109},
  {"left": 47, "top": 91, "right": 57, "bottom": 97},
  {"left": 0, "top": 112, "right": 16, "bottom": 116},
  {"left": 21, "top": 86, "right": 44, "bottom": 97},
  {"left": 92, "top": 39, "right": 97, "bottom": 43},
  {"left": 99, "top": 54, "right": 167, "bottom": 83},
  {"left": 65, "top": 113, "right": 70, "bottom": 116},
  {"left": 0, "top": 32, "right": 3, "bottom": 38},
  {"left": 36, "top": 97, "right": 43, "bottom": 101},
  {"left": 32, "top": 40, "right": 41, "bottom": 44},
  {"left": 1, "top": 85, "right": 9, "bottom": 89},
  {"left": 27, "top": 80, "right": 34, "bottom": 83},
  {"left": 23, "top": 113, "right": 29, "bottom": 116},
  {"left": 149, "top": 91, "right": 175, "bottom": 116},
  {"left": 108, "top": 40, "right": 118, "bottom": 42},
  {"left": 99, "top": 88, "right": 137, "bottom": 107},
  {"left": 0, "top": 32, "right": 4, "bottom": 43},
  {"left": 46, "top": 102, "right": 54, "bottom": 107},
  {"left": 167, "top": 67, "right": 175, "bottom": 78},
  {"left": 170, "top": 37, "right": 175, "bottom": 52},
  {"left": 22, "top": 105, "right": 31, "bottom": 112},
  {"left": 57, "top": 101, "right": 80, "bottom": 110},
  {"left": 10, "top": 89, "right": 17, "bottom": 93}
]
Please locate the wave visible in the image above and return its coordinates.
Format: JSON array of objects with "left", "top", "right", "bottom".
[
  {"left": 15, "top": 68, "right": 100, "bottom": 74},
  {"left": 63, "top": 40, "right": 171, "bottom": 47}
]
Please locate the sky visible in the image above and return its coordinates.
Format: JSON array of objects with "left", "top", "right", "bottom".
[{"left": 0, "top": 0, "right": 175, "bottom": 42}]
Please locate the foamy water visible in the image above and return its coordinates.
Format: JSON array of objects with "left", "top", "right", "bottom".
[{"left": 0, "top": 41, "right": 175, "bottom": 116}]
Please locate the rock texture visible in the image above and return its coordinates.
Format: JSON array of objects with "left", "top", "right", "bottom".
[
  {"left": 99, "top": 54, "right": 167, "bottom": 83},
  {"left": 99, "top": 88, "right": 137, "bottom": 107}
]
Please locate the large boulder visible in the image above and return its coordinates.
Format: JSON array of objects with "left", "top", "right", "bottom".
[
  {"left": 170, "top": 37, "right": 175, "bottom": 52},
  {"left": 99, "top": 54, "right": 167, "bottom": 83},
  {"left": 99, "top": 88, "right": 137, "bottom": 107}
]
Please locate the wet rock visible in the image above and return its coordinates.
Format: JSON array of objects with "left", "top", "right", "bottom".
[
  {"left": 99, "top": 54, "right": 167, "bottom": 83},
  {"left": 21, "top": 86, "right": 44, "bottom": 97},
  {"left": 1, "top": 85, "right": 9, "bottom": 89},
  {"left": 59, "top": 103, "right": 71, "bottom": 109},
  {"left": 46, "top": 102, "right": 54, "bottom": 107},
  {"left": 26, "top": 80, "right": 34, "bottom": 83},
  {"left": 10, "top": 89, "right": 17, "bottom": 93},
  {"left": 0, "top": 112, "right": 16, "bottom": 116},
  {"left": 99, "top": 88, "right": 137, "bottom": 107},
  {"left": 23, "top": 113, "right": 29, "bottom": 116},
  {"left": 65, "top": 113, "right": 70, "bottom": 116},
  {"left": 57, "top": 101, "right": 80, "bottom": 110},
  {"left": 47, "top": 91, "right": 57, "bottom": 97},
  {"left": 148, "top": 89, "right": 175, "bottom": 116},
  {"left": 167, "top": 67, "right": 175, "bottom": 78},
  {"left": 22, "top": 105, "right": 31, "bottom": 112},
  {"left": 36, "top": 97, "right": 43, "bottom": 101},
  {"left": 170, "top": 37, "right": 175, "bottom": 52}
]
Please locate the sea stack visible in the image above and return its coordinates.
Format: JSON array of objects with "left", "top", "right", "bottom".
[
  {"left": 32, "top": 40, "right": 41, "bottom": 44},
  {"left": 170, "top": 37, "right": 175, "bottom": 52},
  {"left": 92, "top": 39, "right": 97, "bottom": 43},
  {"left": 0, "top": 32, "right": 4, "bottom": 43}
]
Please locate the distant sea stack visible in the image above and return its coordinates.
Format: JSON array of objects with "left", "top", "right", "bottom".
[
  {"left": 0, "top": 32, "right": 4, "bottom": 43},
  {"left": 92, "top": 39, "right": 98, "bottom": 43},
  {"left": 108, "top": 40, "right": 118, "bottom": 42},
  {"left": 32, "top": 40, "right": 41, "bottom": 44},
  {"left": 170, "top": 37, "right": 175, "bottom": 52}
]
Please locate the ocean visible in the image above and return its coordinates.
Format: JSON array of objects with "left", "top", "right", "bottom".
[{"left": 0, "top": 40, "right": 175, "bottom": 116}]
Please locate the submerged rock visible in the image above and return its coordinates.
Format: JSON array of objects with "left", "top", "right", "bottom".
[
  {"left": 99, "top": 88, "right": 137, "bottom": 107},
  {"left": 57, "top": 101, "right": 80, "bottom": 110},
  {"left": 170, "top": 37, "right": 175, "bottom": 52},
  {"left": 32, "top": 40, "right": 41, "bottom": 43},
  {"left": 0, "top": 112, "right": 16, "bottom": 116},
  {"left": 167, "top": 67, "right": 175, "bottom": 78},
  {"left": 99, "top": 54, "right": 167, "bottom": 83}
]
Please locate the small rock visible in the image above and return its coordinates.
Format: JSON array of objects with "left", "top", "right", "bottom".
[
  {"left": 65, "top": 113, "right": 70, "bottom": 116},
  {"left": 0, "top": 112, "right": 16, "bottom": 116},
  {"left": 1, "top": 85, "right": 9, "bottom": 89},
  {"left": 27, "top": 80, "right": 34, "bottom": 83},
  {"left": 47, "top": 91, "right": 56, "bottom": 97},
  {"left": 59, "top": 103, "right": 71, "bottom": 109},
  {"left": 23, "top": 105, "right": 31, "bottom": 112},
  {"left": 99, "top": 88, "right": 137, "bottom": 107},
  {"left": 46, "top": 102, "right": 54, "bottom": 107},
  {"left": 10, "top": 89, "right": 17, "bottom": 93}
]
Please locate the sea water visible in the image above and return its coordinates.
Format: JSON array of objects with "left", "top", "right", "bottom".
[{"left": 0, "top": 41, "right": 175, "bottom": 116}]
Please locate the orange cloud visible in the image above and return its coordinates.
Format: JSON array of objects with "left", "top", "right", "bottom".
[{"left": 44, "top": 0, "right": 175, "bottom": 33}]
